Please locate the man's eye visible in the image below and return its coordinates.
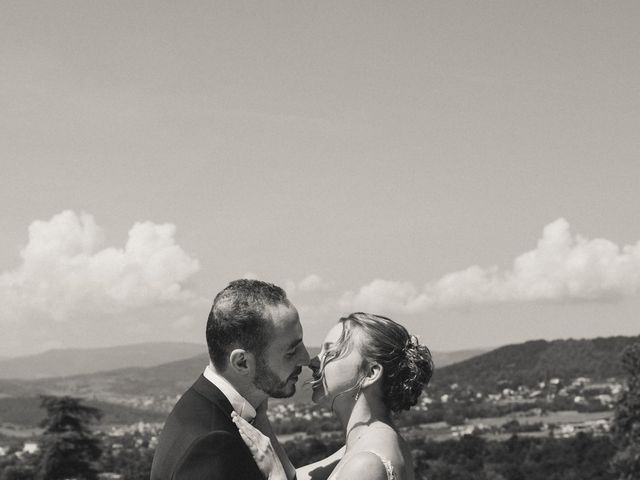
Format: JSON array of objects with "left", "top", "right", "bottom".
[{"left": 285, "top": 351, "right": 295, "bottom": 358}]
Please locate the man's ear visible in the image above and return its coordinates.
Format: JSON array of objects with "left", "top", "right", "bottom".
[
  {"left": 361, "top": 362, "right": 383, "bottom": 389},
  {"left": 228, "top": 349, "right": 255, "bottom": 376}
]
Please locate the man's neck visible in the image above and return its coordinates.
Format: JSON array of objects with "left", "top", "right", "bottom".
[{"left": 209, "top": 364, "right": 267, "bottom": 409}]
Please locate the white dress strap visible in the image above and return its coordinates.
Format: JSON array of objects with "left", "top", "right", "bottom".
[{"left": 368, "top": 451, "right": 397, "bottom": 480}]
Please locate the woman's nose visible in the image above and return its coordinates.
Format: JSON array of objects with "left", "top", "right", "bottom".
[{"left": 309, "top": 356, "right": 320, "bottom": 370}]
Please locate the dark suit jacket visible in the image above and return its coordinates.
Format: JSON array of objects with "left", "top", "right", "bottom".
[{"left": 150, "top": 374, "right": 265, "bottom": 480}]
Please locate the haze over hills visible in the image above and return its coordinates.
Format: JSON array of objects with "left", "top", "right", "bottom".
[
  {"left": 433, "top": 334, "right": 640, "bottom": 392},
  {"left": 0, "top": 396, "right": 167, "bottom": 428},
  {"left": 3, "top": 333, "right": 638, "bottom": 404},
  {"left": 1, "top": 334, "right": 639, "bottom": 428},
  {"left": 0, "top": 350, "right": 322, "bottom": 407},
  {"left": 0, "top": 342, "right": 206, "bottom": 379},
  {"left": 431, "top": 349, "right": 487, "bottom": 369},
  {"left": 0, "top": 347, "right": 485, "bottom": 404},
  {"left": 0, "top": 343, "right": 484, "bottom": 381}
]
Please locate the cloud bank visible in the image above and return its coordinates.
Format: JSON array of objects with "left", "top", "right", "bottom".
[
  {"left": 239, "top": 274, "right": 332, "bottom": 296},
  {"left": 0, "top": 210, "right": 201, "bottom": 324},
  {"left": 283, "top": 274, "right": 334, "bottom": 296},
  {"left": 341, "top": 218, "right": 640, "bottom": 314}
]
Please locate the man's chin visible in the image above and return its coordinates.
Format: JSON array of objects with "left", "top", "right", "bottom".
[
  {"left": 266, "top": 385, "right": 296, "bottom": 399},
  {"left": 253, "top": 367, "right": 300, "bottom": 399},
  {"left": 256, "top": 379, "right": 297, "bottom": 399}
]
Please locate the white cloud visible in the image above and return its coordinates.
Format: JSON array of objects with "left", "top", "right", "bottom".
[
  {"left": 340, "top": 279, "right": 426, "bottom": 314},
  {"left": 298, "top": 274, "right": 333, "bottom": 292},
  {"left": 283, "top": 274, "right": 333, "bottom": 296},
  {"left": 0, "top": 210, "right": 201, "bottom": 324},
  {"left": 340, "top": 218, "right": 640, "bottom": 314}
]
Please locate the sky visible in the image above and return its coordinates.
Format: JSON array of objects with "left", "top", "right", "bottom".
[{"left": 1, "top": 1, "right": 639, "bottom": 357}]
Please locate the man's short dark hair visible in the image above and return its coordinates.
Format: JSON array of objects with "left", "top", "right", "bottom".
[{"left": 206, "top": 279, "right": 290, "bottom": 370}]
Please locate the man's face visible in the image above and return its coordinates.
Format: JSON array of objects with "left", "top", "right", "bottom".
[{"left": 253, "top": 303, "right": 310, "bottom": 398}]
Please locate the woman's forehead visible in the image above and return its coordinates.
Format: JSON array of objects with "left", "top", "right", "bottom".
[{"left": 323, "top": 323, "right": 344, "bottom": 344}]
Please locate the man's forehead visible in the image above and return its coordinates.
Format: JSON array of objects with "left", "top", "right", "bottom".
[
  {"left": 267, "top": 303, "right": 299, "bottom": 326},
  {"left": 266, "top": 303, "right": 302, "bottom": 344}
]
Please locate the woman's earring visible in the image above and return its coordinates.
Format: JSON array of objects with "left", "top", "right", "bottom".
[{"left": 354, "top": 383, "right": 362, "bottom": 401}]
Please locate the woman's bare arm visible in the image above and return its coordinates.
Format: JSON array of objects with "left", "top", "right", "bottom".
[{"left": 295, "top": 446, "right": 345, "bottom": 480}]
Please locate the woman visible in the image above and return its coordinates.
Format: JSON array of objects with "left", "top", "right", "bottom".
[{"left": 233, "top": 312, "right": 434, "bottom": 480}]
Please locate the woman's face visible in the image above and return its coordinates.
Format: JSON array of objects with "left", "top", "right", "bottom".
[{"left": 311, "top": 322, "right": 365, "bottom": 406}]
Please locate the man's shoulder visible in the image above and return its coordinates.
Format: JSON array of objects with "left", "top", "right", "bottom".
[
  {"left": 165, "top": 381, "right": 230, "bottom": 432},
  {"left": 170, "top": 430, "right": 261, "bottom": 480},
  {"left": 151, "top": 379, "right": 255, "bottom": 480},
  {"left": 152, "top": 429, "right": 258, "bottom": 480}
]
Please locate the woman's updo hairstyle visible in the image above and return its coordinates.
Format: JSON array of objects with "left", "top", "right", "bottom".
[{"left": 340, "top": 312, "right": 434, "bottom": 412}]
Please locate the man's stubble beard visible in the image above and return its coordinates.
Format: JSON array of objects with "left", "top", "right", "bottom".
[{"left": 253, "top": 357, "right": 298, "bottom": 399}]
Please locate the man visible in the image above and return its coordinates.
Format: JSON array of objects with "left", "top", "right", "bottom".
[{"left": 151, "top": 279, "right": 310, "bottom": 480}]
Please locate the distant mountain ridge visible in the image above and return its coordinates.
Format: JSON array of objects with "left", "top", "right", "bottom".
[
  {"left": 0, "top": 342, "right": 483, "bottom": 381},
  {"left": 432, "top": 349, "right": 487, "bottom": 369},
  {"left": 4, "top": 334, "right": 638, "bottom": 402},
  {"left": 0, "top": 396, "right": 166, "bottom": 427},
  {"left": 433, "top": 334, "right": 640, "bottom": 392},
  {"left": 0, "top": 342, "right": 206, "bottom": 379},
  {"left": 0, "top": 347, "right": 485, "bottom": 404},
  {"left": 1, "top": 335, "right": 638, "bottom": 428}
]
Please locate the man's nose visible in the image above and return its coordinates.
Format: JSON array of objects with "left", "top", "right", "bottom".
[{"left": 298, "top": 345, "right": 311, "bottom": 366}]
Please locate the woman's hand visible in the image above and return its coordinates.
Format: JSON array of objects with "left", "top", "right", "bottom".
[{"left": 232, "top": 412, "right": 288, "bottom": 480}]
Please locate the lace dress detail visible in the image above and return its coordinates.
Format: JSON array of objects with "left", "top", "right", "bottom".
[{"left": 369, "top": 451, "right": 397, "bottom": 480}]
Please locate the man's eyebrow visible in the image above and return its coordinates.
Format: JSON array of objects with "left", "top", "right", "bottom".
[{"left": 287, "top": 338, "right": 303, "bottom": 350}]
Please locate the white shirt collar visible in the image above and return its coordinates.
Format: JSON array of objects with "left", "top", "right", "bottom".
[{"left": 203, "top": 364, "right": 256, "bottom": 422}]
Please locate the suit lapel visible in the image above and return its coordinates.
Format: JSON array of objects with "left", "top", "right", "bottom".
[
  {"left": 191, "top": 374, "right": 236, "bottom": 419},
  {"left": 191, "top": 374, "right": 265, "bottom": 479}
]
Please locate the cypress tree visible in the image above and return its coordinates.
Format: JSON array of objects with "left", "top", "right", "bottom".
[{"left": 36, "top": 396, "right": 103, "bottom": 480}]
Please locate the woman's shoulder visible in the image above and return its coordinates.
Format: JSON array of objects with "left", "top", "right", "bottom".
[
  {"left": 359, "top": 427, "right": 404, "bottom": 464},
  {"left": 336, "top": 451, "right": 390, "bottom": 480},
  {"left": 343, "top": 429, "right": 405, "bottom": 479}
]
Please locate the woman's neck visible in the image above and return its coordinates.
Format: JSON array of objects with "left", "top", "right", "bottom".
[{"left": 334, "top": 394, "right": 393, "bottom": 448}]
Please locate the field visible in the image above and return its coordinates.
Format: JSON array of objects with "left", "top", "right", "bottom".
[{"left": 276, "top": 409, "right": 613, "bottom": 443}]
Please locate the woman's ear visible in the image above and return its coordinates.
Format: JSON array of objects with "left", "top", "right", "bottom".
[
  {"left": 228, "top": 349, "right": 255, "bottom": 376},
  {"left": 361, "top": 362, "right": 383, "bottom": 389}
]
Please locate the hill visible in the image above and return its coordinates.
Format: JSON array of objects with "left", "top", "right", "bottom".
[
  {"left": 0, "top": 347, "right": 482, "bottom": 402},
  {"left": 432, "top": 334, "right": 640, "bottom": 392},
  {"left": 432, "top": 349, "right": 488, "bottom": 369},
  {"left": 0, "top": 396, "right": 166, "bottom": 428},
  {"left": 0, "top": 342, "right": 205, "bottom": 379},
  {"left": 0, "top": 350, "right": 323, "bottom": 408}
]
